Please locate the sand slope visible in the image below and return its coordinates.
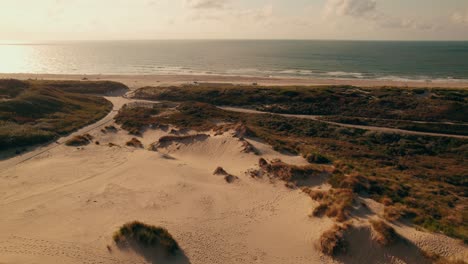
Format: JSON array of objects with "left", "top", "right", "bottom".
[{"left": 0, "top": 97, "right": 466, "bottom": 264}]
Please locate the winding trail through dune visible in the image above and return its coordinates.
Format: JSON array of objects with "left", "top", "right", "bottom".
[{"left": 219, "top": 106, "right": 468, "bottom": 139}]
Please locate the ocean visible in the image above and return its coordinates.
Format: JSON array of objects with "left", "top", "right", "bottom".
[{"left": 1, "top": 40, "right": 468, "bottom": 82}]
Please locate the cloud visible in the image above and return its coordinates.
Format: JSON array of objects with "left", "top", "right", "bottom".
[
  {"left": 324, "top": 0, "right": 376, "bottom": 18},
  {"left": 236, "top": 4, "right": 273, "bottom": 22},
  {"left": 452, "top": 10, "right": 468, "bottom": 24},
  {"left": 323, "top": 0, "right": 434, "bottom": 31},
  {"left": 186, "top": 0, "right": 228, "bottom": 9}
]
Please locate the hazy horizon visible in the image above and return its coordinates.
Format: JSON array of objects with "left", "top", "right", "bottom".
[{"left": 1, "top": 0, "right": 468, "bottom": 42}]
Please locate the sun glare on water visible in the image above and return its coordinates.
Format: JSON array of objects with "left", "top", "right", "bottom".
[{"left": 0, "top": 44, "right": 38, "bottom": 73}]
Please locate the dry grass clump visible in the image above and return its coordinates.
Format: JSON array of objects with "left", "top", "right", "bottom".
[
  {"left": 151, "top": 134, "right": 209, "bottom": 150},
  {"left": 304, "top": 188, "right": 356, "bottom": 222},
  {"left": 258, "top": 158, "right": 320, "bottom": 184},
  {"left": 213, "top": 167, "right": 228, "bottom": 176},
  {"left": 126, "top": 138, "right": 143, "bottom": 148},
  {"left": 319, "top": 224, "right": 349, "bottom": 256},
  {"left": 213, "top": 167, "right": 239, "bottom": 183},
  {"left": 104, "top": 125, "right": 118, "bottom": 132},
  {"left": 383, "top": 204, "right": 417, "bottom": 222},
  {"left": 65, "top": 134, "right": 93, "bottom": 146},
  {"left": 370, "top": 219, "right": 400, "bottom": 246},
  {"left": 113, "top": 221, "right": 179, "bottom": 256},
  {"left": 240, "top": 139, "right": 259, "bottom": 154},
  {"left": 304, "top": 152, "right": 331, "bottom": 164}
]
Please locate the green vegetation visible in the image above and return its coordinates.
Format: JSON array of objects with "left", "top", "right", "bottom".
[
  {"left": 134, "top": 84, "right": 468, "bottom": 122},
  {"left": 0, "top": 79, "right": 115, "bottom": 151},
  {"left": 26, "top": 79, "right": 128, "bottom": 95},
  {"left": 113, "top": 221, "right": 180, "bottom": 255},
  {"left": 320, "top": 116, "right": 468, "bottom": 136},
  {"left": 114, "top": 104, "right": 161, "bottom": 135},
  {"left": 116, "top": 95, "right": 468, "bottom": 242}
]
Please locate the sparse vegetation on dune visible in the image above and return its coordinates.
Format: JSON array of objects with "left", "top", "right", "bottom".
[
  {"left": 304, "top": 188, "right": 356, "bottom": 222},
  {"left": 116, "top": 97, "right": 467, "bottom": 242},
  {"left": 113, "top": 221, "right": 180, "bottom": 256},
  {"left": 114, "top": 104, "right": 161, "bottom": 135},
  {"left": 65, "top": 134, "right": 94, "bottom": 146},
  {"left": 258, "top": 158, "right": 321, "bottom": 185},
  {"left": 0, "top": 79, "right": 114, "bottom": 151},
  {"left": 151, "top": 134, "right": 209, "bottom": 150}
]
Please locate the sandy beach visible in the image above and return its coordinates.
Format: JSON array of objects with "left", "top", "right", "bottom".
[{"left": 2, "top": 73, "right": 468, "bottom": 89}]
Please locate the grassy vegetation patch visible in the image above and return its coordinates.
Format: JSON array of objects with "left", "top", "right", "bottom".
[
  {"left": 0, "top": 79, "right": 114, "bottom": 151},
  {"left": 304, "top": 188, "right": 356, "bottom": 222},
  {"left": 113, "top": 221, "right": 180, "bottom": 256},
  {"left": 134, "top": 85, "right": 468, "bottom": 122}
]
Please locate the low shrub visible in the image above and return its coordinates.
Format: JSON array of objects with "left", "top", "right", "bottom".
[{"left": 113, "top": 221, "right": 179, "bottom": 255}]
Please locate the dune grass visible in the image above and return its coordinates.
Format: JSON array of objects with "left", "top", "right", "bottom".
[
  {"left": 319, "top": 224, "right": 349, "bottom": 256},
  {"left": 304, "top": 188, "right": 356, "bottom": 222},
  {"left": 0, "top": 79, "right": 115, "bottom": 151},
  {"left": 113, "top": 221, "right": 180, "bottom": 255}
]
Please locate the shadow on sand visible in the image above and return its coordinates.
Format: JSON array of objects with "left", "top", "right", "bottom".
[
  {"left": 117, "top": 241, "right": 191, "bottom": 264},
  {"left": 336, "top": 226, "right": 430, "bottom": 264}
]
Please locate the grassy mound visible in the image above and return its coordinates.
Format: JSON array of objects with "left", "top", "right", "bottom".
[
  {"left": 0, "top": 80, "right": 113, "bottom": 151},
  {"left": 113, "top": 221, "right": 179, "bottom": 255},
  {"left": 65, "top": 134, "right": 93, "bottom": 146}
]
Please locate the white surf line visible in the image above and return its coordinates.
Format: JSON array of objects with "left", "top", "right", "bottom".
[{"left": 219, "top": 106, "right": 468, "bottom": 139}]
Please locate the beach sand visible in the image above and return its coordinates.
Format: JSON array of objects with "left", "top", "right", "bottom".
[
  {"left": 0, "top": 95, "right": 466, "bottom": 264},
  {"left": 1, "top": 73, "right": 468, "bottom": 89}
]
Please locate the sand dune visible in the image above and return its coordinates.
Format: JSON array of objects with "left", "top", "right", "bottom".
[{"left": 0, "top": 96, "right": 466, "bottom": 264}]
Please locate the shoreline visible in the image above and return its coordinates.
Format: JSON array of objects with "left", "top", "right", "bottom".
[{"left": 1, "top": 73, "right": 468, "bottom": 89}]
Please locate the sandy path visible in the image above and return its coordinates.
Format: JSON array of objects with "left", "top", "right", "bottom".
[{"left": 219, "top": 107, "right": 468, "bottom": 139}]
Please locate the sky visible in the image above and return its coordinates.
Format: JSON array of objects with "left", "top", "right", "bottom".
[{"left": 1, "top": 0, "right": 468, "bottom": 42}]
